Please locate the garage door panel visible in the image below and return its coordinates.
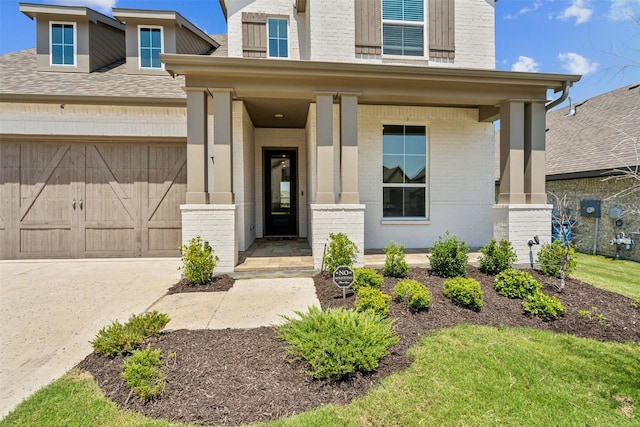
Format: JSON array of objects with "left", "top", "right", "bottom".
[
  {"left": 84, "top": 228, "right": 136, "bottom": 254},
  {"left": 20, "top": 228, "right": 71, "bottom": 256}
]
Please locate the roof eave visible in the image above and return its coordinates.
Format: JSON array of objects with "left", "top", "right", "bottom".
[
  {"left": 0, "top": 93, "right": 186, "bottom": 107},
  {"left": 19, "top": 2, "right": 124, "bottom": 30}
]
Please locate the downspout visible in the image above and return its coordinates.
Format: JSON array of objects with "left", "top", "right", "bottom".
[{"left": 545, "top": 80, "right": 571, "bottom": 112}]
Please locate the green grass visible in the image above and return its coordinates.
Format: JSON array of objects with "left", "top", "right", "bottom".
[
  {"left": 572, "top": 252, "right": 640, "bottom": 299},
  {"left": 4, "top": 326, "right": 638, "bottom": 427}
]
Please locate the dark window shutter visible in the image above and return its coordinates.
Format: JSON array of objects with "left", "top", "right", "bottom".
[
  {"left": 242, "top": 12, "right": 267, "bottom": 58},
  {"left": 355, "top": 0, "right": 382, "bottom": 55},
  {"left": 429, "top": 0, "right": 455, "bottom": 60}
]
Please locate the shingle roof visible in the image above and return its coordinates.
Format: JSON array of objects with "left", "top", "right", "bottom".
[
  {"left": 210, "top": 34, "right": 228, "bottom": 57},
  {"left": 0, "top": 48, "right": 186, "bottom": 102}
]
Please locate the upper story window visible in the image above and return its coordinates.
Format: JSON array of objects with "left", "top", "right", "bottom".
[
  {"left": 382, "top": 0, "right": 424, "bottom": 56},
  {"left": 267, "top": 18, "right": 288, "bottom": 58},
  {"left": 139, "top": 26, "right": 163, "bottom": 69},
  {"left": 50, "top": 22, "right": 76, "bottom": 66},
  {"left": 382, "top": 125, "right": 427, "bottom": 218}
]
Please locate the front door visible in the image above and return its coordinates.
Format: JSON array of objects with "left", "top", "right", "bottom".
[{"left": 264, "top": 150, "right": 297, "bottom": 236}]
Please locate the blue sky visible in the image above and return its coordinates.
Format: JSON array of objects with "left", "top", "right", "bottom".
[{"left": 1, "top": 0, "right": 638, "bottom": 106}]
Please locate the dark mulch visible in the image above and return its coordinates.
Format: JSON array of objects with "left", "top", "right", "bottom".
[
  {"left": 166, "top": 275, "right": 235, "bottom": 294},
  {"left": 78, "top": 266, "right": 639, "bottom": 427}
]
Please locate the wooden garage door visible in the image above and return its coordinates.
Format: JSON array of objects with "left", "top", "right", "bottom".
[{"left": 0, "top": 140, "right": 186, "bottom": 259}]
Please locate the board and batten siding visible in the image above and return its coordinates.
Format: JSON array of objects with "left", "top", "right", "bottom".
[
  {"left": 241, "top": 12, "right": 267, "bottom": 58},
  {"left": 429, "top": 0, "right": 455, "bottom": 60},
  {"left": 176, "top": 24, "right": 215, "bottom": 55},
  {"left": 355, "top": 0, "right": 381, "bottom": 55},
  {"left": 88, "top": 21, "right": 126, "bottom": 71}
]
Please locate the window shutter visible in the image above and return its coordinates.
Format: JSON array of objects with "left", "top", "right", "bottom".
[
  {"left": 429, "top": 0, "right": 455, "bottom": 60},
  {"left": 355, "top": 0, "right": 381, "bottom": 55},
  {"left": 242, "top": 12, "right": 267, "bottom": 58}
]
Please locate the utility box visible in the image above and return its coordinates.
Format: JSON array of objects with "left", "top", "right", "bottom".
[
  {"left": 580, "top": 200, "right": 601, "bottom": 218},
  {"left": 609, "top": 207, "right": 623, "bottom": 219}
]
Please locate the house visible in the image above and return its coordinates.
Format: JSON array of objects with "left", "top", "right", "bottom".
[{"left": 0, "top": 1, "right": 581, "bottom": 271}]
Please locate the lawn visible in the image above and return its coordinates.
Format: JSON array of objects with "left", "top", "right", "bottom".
[{"left": 572, "top": 252, "right": 640, "bottom": 299}]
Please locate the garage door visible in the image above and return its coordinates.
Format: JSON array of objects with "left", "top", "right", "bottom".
[{"left": 0, "top": 140, "right": 186, "bottom": 259}]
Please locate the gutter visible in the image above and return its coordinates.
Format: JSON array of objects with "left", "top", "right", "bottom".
[{"left": 545, "top": 80, "right": 571, "bottom": 112}]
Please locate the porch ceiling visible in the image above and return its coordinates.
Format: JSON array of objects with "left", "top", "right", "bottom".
[{"left": 244, "top": 98, "right": 311, "bottom": 128}]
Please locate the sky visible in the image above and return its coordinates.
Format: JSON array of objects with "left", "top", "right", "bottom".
[{"left": 0, "top": 0, "right": 639, "bottom": 107}]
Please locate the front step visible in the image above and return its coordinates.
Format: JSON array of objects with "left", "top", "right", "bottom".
[{"left": 230, "top": 269, "right": 319, "bottom": 279}]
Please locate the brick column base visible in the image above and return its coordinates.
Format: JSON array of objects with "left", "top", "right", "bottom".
[
  {"left": 310, "top": 204, "right": 365, "bottom": 270},
  {"left": 494, "top": 204, "right": 552, "bottom": 268},
  {"left": 180, "top": 204, "right": 238, "bottom": 274}
]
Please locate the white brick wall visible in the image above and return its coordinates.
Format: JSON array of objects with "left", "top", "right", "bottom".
[
  {"left": 307, "top": 0, "right": 355, "bottom": 62},
  {"left": 232, "top": 100, "right": 256, "bottom": 251},
  {"left": 310, "top": 204, "right": 365, "bottom": 269},
  {"left": 180, "top": 204, "right": 238, "bottom": 273},
  {"left": 494, "top": 204, "right": 553, "bottom": 267}
]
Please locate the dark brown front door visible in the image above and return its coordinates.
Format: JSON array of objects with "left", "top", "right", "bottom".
[{"left": 264, "top": 150, "right": 297, "bottom": 236}]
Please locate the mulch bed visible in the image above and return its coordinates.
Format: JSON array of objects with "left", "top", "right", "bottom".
[
  {"left": 78, "top": 266, "right": 639, "bottom": 426},
  {"left": 166, "top": 275, "right": 235, "bottom": 294}
]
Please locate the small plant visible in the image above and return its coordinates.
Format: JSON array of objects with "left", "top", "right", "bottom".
[
  {"left": 429, "top": 231, "right": 469, "bottom": 278},
  {"left": 178, "top": 236, "right": 218, "bottom": 285},
  {"left": 125, "top": 311, "right": 170, "bottom": 337},
  {"left": 323, "top": 232, "right": 358, "bottom": 274},
  {"left": 578, "top": 306, "right": 608, "bottom": 325},
  {"left": 443, "top": 277, "right": 483, "bottom": 312},
  {"left": 478, "top": 239, "right": 517, "bottom": 275},
  {"left": 356, "top": 287, "right": 392, "bottom": 316},
  {"left": 632, "top": 298, "right": 640, "bottom": 309},
  {"left": 494, "top": 269, "right": 543, "bottom": 299},
  {"left": 275, "top": 306, "right": 399, "bottom": 379},
  {"left": 121, "top": 345, "right": 165, "bottom": 403},
  {"left": 353, "top": 268, "right": 383, "bottom": 291},
  {"left": 522, "top": 291, "right": 565, "bottom": 321},
  {"left": 537, "top": 240, "right": 577, "bottom": 292},
  {"left": 91, "top": 311, "right": 170, "bottom": 356},
  {"left": 383, "top": 241, "right": 410, "bottom": 278},
  {"left": 394, "top": 279, "right": 432, "bottom": 312}
]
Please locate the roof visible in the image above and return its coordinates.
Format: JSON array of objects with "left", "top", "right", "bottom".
[
  {"left": 210, "top": 34, "right": 228, "bottom": 57},
  {"left": 0, "top": 49, "right": 186, "bottom": 106},
  {"left": 546, "top": 83, "right": 640, "bottom": 178}
]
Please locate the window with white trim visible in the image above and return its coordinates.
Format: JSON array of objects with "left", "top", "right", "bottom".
[
  {"left": 267, "top": 18, "right": 288, "bottom": 58},
  {"left": 382, "top": 125, "right": 427, "bottom": 218},
  {"left": 382, "top": 0, "right": 424, "bottom": 56},
  {"left": 139, "top": 26, "right": 163, "bottom": 69},
  {"left": 50, "top": 22, "right": 76, "bottom": 66}
]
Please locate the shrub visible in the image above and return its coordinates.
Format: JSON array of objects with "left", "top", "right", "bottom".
[
  {"left": 125, "top": 311, "right": 170, "bottom": 337},
  {"left": 394, "top": 279, "right": 432, "bottom": 312},
  {"left": 522, "top": 291, "right": 565, "bottom": 321},
  {"left": 323, "top": 233, "right": 358, "bottom": 274},
  {"left": 355, "top": 287, "right": 392, "bottom": 316},
  {"left": 478, "top": 239, "right": 517, "bottom": 275},
  {"left": 91, "top": 311, "right": 170, "bottom": 356},
  {"left": 383, "top": 241, "right": 410, "bottom": 278},
  {"left": 121, "top": 346, "right": 165, "bottom": 402},
  {"left": 275, "top": 306, "right": 399, "bottom": 379},
  {"left": 494, "top": 269, "right": 542, "bottom": 299},
  {"left": 179, "top": 236, "right": 218, "bottom": 285},
  {"left": 429, "top": 231, "right": 469, "bottom": 278},
  {"left": 537, "top": 240, "right": 577, "bottom": 278},
  {"left": 632, "top": 298, "right": 640, "bottom": 309},
  {"left": 578, "top": 306, "right": 608, "bottom": 325},
  {"left": 443, "top": 277, "right": 483, "bottom": 312},
  {"left": 353, "top": 268, "right": 383, "bottom": 291}
]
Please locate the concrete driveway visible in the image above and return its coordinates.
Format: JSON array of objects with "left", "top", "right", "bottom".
[{"left": 0, "top": 258, "right": 181, "bottom": 418}]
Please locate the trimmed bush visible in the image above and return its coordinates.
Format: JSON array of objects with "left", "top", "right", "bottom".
[
  {"left": 537, "top": 240, "right": 577, "bottom": 278},
  {"left": 356, "top": 287, "right": 392, "bottom": 316},
  {"left": 179, "top": 236, "right": 219, "bottom": 285},
  {"left": 91, "top": 311, "right": 170, "bottom": 356},
  {"left": 494, "top": 269, "right": 543, "bottom": 299},
  {"left": 121, "top": 346, "right": 165, "bottom": 402},
  {"left": 394, "top": 279, "right": 432, "bottom": 312},
  {"left": 125, "top": 311, "right": 170, "bottom": 337},
  {"left": 353, "top": 268, "right": 383, "bottom": 291},
  {"left": 429, "top": 231, "right": 469, "bottom": 278},
  {"left": 522, "top": 291, "right": 566, "bottom": 321},
  {"left": 383, "top": 241, "right": 410, "bottom": 278},
  {"left": 443, "top": 277, "right": 483, "bottom": 312},
  {"left": 275, "top": 306, "right": 399, "bottom": 379},
  {"left": 478, "top": 239, "right": 517, "bottom": 275},
  {"left": 323, "top": 233, "right": 358, "bottom": 274}
]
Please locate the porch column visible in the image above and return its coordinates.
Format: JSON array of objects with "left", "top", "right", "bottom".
[
  {"left": 315, "top": 92, "right": 336, "bottom": 204},
  {"left": 211, "top": 88, "right": 234, "bottom": 204},
  {"left": 498, "top": 100, "right": 526, "bottom": 204},
  {"left": 524, "top": 101, "right": 547, "bottom": 204},
  {"left": 339, "top": 93, "right": 360, "bottom": 204},
  {"left": 185, "top": 88, "right": 209, "bottom": 204}
]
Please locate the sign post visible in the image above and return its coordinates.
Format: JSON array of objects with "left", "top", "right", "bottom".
[{"left": 332, "top": 265, "right": 355, "bottom": 299}]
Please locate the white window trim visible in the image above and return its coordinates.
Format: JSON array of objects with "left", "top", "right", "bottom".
[
  {"left": 381, "top": 123, "right": 429, "bottom": 220},
  {"left": 138, "top": 25, "right": 164, "bottom": 70},
  {"left": 266, "top": 18, "right": 289, "bottom": 59},
  {"left": 381, "top": 1, "right": 426, "bottom": 58},
  {"left": 49, "top": 21, "right": 77, "bottom": 67}
]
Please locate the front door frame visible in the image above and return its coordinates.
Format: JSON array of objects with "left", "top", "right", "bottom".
[{"left": 263, "top": 148, "right": 298, "bottom": 237}]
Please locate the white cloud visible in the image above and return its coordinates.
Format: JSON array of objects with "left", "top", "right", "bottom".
[
  {"left": 608, "top": 0, "right": 640, "bottom": 21},
  {"left": 511, "top": 56, "right": 540, "bottom": 72},
  {"left": 53, "top": 0, "right": 116, "bottom": 14},
  {"left": 558, "top": 0, "right": 593, "bottom": 24},
  {"left": 558, "top": 52, "right": 599, "bottom": 74}
]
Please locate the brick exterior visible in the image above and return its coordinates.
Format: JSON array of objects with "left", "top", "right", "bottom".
[
  {"left": 310, "top": 204, "right": 365, "bottom": 269},
  {"left": 494, "top": 204, "right": 553, "bottom": 267}
]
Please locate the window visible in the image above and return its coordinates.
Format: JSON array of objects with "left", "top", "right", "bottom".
[
  {"left": 382, "top": 125, "right": 427, "bottom": 218},
  {"left": 382, "top": 0, "right": 424, "bottom": 56},
  {"left": 267, "top": 18, "right": 288, "bottom": 58},
  {"left": 50, "top": 23, "right": 75, "bottom": 66},
  {"left": 139, "top": 27, "right": 163, "bottom": 69}
]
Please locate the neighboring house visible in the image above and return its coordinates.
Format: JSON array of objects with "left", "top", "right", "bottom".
[{"left": 0, "top": 1, "right": 580, "bottom": 271}]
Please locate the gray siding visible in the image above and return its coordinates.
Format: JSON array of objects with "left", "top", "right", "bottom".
[
  {"left": 89, "top": 21, "right": 125, "bottom": 71},
  {"left": 176, "top": 25, "right": 214, "bottom": 55}
]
